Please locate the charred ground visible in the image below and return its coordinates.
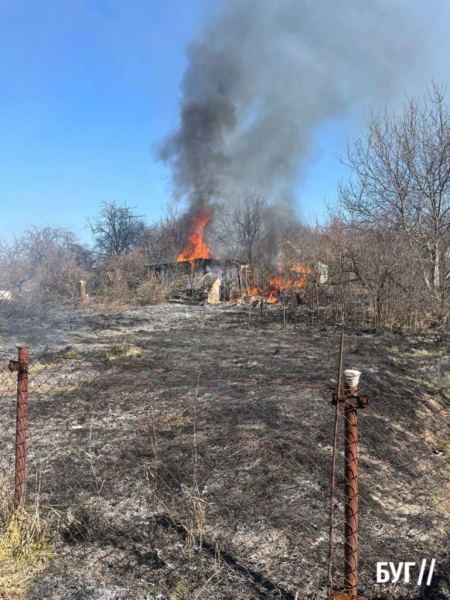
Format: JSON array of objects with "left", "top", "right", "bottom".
[{"left": 1, "top": 303, "right": 450, "bottom": 600}]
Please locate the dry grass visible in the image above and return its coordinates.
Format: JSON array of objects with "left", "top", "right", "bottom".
[
  {"left": 1, "top": 362, "right": 79, "bottom": 395},
  {"left": 169, "top": 581, "right": 189, "bottom": 600},
  {"left": 0, "top": 370, "right": 16, "bottom": 395},
  {"left": 105, "top": 342, "right": 144, "bottom": 361},
  {"left": 0, "top": 475, "right": 52, "bottom": 600},
  {"left": 135, "top": 280, "right": 170, "bottom": 306}
]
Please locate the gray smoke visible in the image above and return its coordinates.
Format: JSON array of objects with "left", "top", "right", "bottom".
[{"left": 158, "top": 0, "right": 449, "bottom": 211}]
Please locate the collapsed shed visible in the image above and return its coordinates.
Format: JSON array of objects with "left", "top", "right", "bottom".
[
  {"left": 147, "top": 258, "right": 328, "bottom": 304},
  {"left": 147, "top": 259, "right": 253, "bottom": 302}
]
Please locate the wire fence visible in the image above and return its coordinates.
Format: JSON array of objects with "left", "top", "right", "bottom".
[{"left": 0, "top": 344, "right": 449, "bottom": 599}]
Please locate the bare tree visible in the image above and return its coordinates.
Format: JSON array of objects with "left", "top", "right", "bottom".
[
  {"left": 87, "top": 201, "right": 145, "bottom": 258},
  {"left": 338, "top": 83, "right": 450, "bottom": 314},
  {"left": 0, "top": 226, "right": 90, "bottom": 302},
  {"left": 215, "top": 190, "right": 270, "bottom": 265},
  {"left": 314, "top": 214, "right": 433, "bottom": 330},
  {"left": 141, "top": 203, "right": 186, "bottom": 264}
]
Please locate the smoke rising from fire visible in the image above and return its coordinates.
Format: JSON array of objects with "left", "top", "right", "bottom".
[{"left": 158, "top": 0, "right": 447, "bottom": 212}]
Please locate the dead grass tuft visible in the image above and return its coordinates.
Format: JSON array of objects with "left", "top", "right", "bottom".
[
  {"left": 170, "top": 581, "right": 189, "bottom": 600},
  {"left": 105, "top": 342, "right": 144, "bottom": 361},
  {"left": 0, "top": 476, "right": 51, "bottom": 600}
]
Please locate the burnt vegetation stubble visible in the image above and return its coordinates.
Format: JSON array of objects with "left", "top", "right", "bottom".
[{"left": 1, "top": 302, "right": 450, "bottom": 599}]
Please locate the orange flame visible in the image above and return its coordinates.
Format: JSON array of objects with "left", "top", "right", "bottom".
[
  {"left": 266, "top": 265, "right": 312, "bottom": 302},
  {"left": 247, "top": 266, "right": 312, "bottom": 303},
  {"left": 177, "top": 207, "right": 213, "bottom": 263}
]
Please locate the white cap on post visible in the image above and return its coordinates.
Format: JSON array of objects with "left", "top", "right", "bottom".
[{"left": 344, "top": 369, "right": 361, "bottom": 388}]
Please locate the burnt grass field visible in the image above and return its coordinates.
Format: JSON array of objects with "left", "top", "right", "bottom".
[{"left": 1, "top": 302, "right": 450, "bottom": 600}]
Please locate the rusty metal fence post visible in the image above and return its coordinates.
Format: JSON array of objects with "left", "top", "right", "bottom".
[
  {"left": 343, "top": 370, "right": 361, "bottom": 595},
  {"left": 331, "top": 368, "right": 369, "bottom": 599},
  {"left": 327, "top": 333, "right": 345, "bottom": 597},
  {"left": 9, "top": 346, "right": 29, "bottom": 508}
]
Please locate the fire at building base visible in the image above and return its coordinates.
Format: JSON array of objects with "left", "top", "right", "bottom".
[
  {"left": 148, "top": 258, "right": 328, "bottom": 305},
  {"left": 145, "top": 205, "right": 328, "bottom": 305}
]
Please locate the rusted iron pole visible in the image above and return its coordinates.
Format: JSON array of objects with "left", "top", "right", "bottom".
[
  {"left": 327, "top": 332, "right": 345, "bottom": 596},
  {"left": 14, "top": 346, "right": 29, "bottom": 508},
  {"left": 344, "top": 374, "right": 359, "bottom": 595},
  {"left": 331, "top": 368, "right": 368, "bottom": 599},
  {"left": 343, "top": 369, "right": 370, "bottom": 597}
]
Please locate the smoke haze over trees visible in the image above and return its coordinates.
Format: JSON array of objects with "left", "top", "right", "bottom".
[{"left": 157, "top": 0, "right": 448, "bottom": 214}]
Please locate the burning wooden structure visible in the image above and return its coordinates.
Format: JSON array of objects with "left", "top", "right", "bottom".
[
  {"left": 147, "top": 258, "right": 328, "bottom": 304},
  {"left": 147, "top": 204, "right": 327, "bottom": 303},
  {"left": 148, "top": 259, "right": 253, "bottom": 302}
]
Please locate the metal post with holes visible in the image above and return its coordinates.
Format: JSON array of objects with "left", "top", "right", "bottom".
[
  {"left": 331, "top": 369, "right": 369, "bottom": 599},
  {"left": 9, "top": 346, "right": 29, "bottom": 508}
]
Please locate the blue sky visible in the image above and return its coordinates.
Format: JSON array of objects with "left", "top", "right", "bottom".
[{"left": 0, "top": 0, "right": 359, "bottom": 243}]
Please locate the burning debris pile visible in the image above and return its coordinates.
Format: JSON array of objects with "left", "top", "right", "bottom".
[{"left": 150, "top": 207, "right": 327, "bottom": 305}]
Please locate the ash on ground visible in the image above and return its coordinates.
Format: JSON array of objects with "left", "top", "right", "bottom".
[{"left": 1, "top": 303, "right": 450, "bottom": 600}]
